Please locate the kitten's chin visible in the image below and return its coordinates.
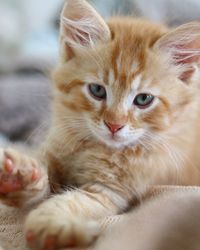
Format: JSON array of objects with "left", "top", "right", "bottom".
[
  {"left": 102, "top": 140, "right": 131, "bottom": 149},
  {"left": 94, "top": 134, "right": 138, "bottom": 149}
]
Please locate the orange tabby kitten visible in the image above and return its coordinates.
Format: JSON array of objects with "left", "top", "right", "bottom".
[{"left": 0, "top": 0, "right": 200, "bottom": 249}]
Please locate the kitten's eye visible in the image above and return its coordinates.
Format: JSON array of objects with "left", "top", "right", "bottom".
[
  {"left": 133, "top": 93, "right": 154, "bottom": 109},
  {"left": 88, "top": 84, "right": 106, "bottom": 100}
]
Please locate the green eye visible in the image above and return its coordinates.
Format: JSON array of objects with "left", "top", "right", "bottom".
[
  {"left": 133, "top": 93, "right": 154, "bottom": 108},
  {"left": 88, "top": 84, "right": 106, "bottom": 100}
]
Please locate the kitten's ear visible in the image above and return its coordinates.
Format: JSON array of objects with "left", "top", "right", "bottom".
[
  {"left": 154, "top": 22, "right": 200, "bottom": 82},
  {"left": 60, "top": 0, "right": 111, "bottom": 61}
]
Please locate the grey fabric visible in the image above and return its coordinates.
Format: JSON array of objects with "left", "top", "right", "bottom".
[{"left": 0, "top": 73, "right": 51, "bottom": 144}]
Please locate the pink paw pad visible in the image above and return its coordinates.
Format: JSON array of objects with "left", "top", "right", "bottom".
[
  {"left": 0, "top": 151, "right": 41, "bottom": 195},
  {"left": 26, "top": 231, "right": 35, "bottom": 243},
  {"left": 31, "top": 168, "right": 40, "bottom": 182},
  {"left": 44, "top": 235, "right": 57, "bottom": 250},
  {"left": 0, "top": 176, "right": 22, "bottom": 194},
  {"left": 0, "top": 156, "right": 22, "bottom": 194},
  {"left": 66, "top": 237, "right": 77, "bottom": 248},
  {"left": 4, "top": 158, "right": 14, "bottom": 174}
]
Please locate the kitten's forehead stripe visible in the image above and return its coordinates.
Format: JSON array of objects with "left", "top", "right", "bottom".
[
  {"left": 131, "top": 74, "right": 142, "bottom": 91},
  {"left": 108, "top": 18, "right": 166, "bottom": 90},
  {"left": 110, "top": 43, "right": 144, "bottom": 90},
  {"left": 111, "top": 42, "right": 120, "bottom": 81},
  {"left": 116, "top": 52, "right": 122, "bottom": 74},
  {"left": 108, "top": 70, "right": 115, "bottom": 85},
  {"left": 103, "top": 68, "right": 109, "bottom": 85}
]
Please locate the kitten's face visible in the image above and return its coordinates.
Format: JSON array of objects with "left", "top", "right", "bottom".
[
  {"left": 54, "top": 19, "right": 193, "bottom": 149},
  {"left": 54, "top": 0, "right": 199, "bottom": 150},
  {"left": 80, "top": 49, "right": 164, "bottom": 149}
]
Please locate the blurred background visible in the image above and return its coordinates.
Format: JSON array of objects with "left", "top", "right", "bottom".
[{"left": 0, "top": 0, "right": 200, "bottom": 145}]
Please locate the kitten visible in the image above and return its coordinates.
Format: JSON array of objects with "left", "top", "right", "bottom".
[{"left": 0, "top": 0, "right": 200, "bottom": 249}]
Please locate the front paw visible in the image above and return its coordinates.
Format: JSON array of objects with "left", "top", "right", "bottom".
[
  {"left": 25, "top": 206, "right": 100, "bottom": 249},
  {"left": 0, "top": 148, "right": 47, "bottom": 206}
]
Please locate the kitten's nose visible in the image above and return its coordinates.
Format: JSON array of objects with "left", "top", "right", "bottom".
[{"left": 104, "top": 121, "right": 124, "bottom": 134}]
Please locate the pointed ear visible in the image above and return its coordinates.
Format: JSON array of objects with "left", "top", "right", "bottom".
[
  {"left": 59, "top": 0, "right": 111, "bottom": 62},
  {"left": 154, "top": 22, "right": 200, "bottom": 82}
]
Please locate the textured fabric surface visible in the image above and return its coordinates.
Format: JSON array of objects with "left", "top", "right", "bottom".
[
  {"left": 91, "top": 186, "right": 200, "bottom": 250},
  {"left": 0, "top": 186, "right": 200, "bottom": 250}
]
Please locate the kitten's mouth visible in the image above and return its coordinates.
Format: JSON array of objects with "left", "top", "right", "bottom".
[
  {"left": 107, "top": 133, "right": 128, "bottom": 145},
  {"left": 90, "top": 124, "right": 144, "bottom": 148},
  {"left": 103, "top": 130, "right": 144, "bottom": 149},
  {"left": 93, "top": 131, "right": 125, "bottom": 148},
  {"left": 109, "top": 133, "right": 120, "bottom": 141}
]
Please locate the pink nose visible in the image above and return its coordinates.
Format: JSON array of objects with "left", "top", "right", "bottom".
[{"left": 104, "top": 121, "right": 124, "bottom": 134}]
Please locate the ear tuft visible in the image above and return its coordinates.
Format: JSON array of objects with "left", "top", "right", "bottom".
[
  {"left": 60, "top": 0, "right": 110, "bottom": 61},
  {"left": 154, "top": 22, "right": 200, "bottom": 82}
]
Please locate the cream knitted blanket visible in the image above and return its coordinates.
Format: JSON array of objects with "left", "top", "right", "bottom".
[{"left": 0, "top": 186, "right": 200, "bottom": 250}]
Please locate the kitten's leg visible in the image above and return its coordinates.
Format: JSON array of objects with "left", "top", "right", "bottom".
[
  {"left": 25, "top": 185, "right": 127, "bottom": 249},
  {"left": 0, "top": 147, "right": 49, "bottom": 206}
]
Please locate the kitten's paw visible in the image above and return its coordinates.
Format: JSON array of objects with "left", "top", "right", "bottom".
[
  {"left": 0, "top": 148, "right": 46, "bottom": 206},
  {"left": 25, "top": 207, "right": 100, "bottom": 249}
]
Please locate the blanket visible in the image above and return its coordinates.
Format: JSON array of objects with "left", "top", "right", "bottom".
[{"left": 0, "top": 186, "right": 199, "bottom": 250}]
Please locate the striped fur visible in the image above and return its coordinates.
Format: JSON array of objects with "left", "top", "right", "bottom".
[{"left": 24, "top": 0, "right": 200, "bottom": 249}]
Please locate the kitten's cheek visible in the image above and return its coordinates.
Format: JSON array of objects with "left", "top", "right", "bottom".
[
  {"left": 87, "top": 98, "right": 102, "bottom": 110},
  {"left": 153, "top": 116, "right": 171, "bottom": 131},
  {"left": 164, "top": 116, "right": 171, "bottom": 127}
]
